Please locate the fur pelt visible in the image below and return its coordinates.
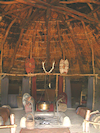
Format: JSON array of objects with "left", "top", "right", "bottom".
[{"left": 0, "top": 106, "right": 10, "bottom": 125}]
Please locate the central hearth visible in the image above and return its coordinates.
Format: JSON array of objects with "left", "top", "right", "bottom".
[{"left": 34, "top": 112, "right": 69, "bottom": 128}]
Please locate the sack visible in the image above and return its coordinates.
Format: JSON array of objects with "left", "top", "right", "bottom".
[{"left": 20, "top": 117, "right": 26, "bottom": 128}]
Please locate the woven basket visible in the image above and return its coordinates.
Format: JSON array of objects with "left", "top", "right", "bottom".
[{"left": 26, "top": 113, "right": 35, "bottom": 129}]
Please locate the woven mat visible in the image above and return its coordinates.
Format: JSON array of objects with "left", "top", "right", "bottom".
[{"left": 20, "top": 128, "right": 70, "bottom": 133}]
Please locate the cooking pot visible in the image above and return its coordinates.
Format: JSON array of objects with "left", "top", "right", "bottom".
[{"left": 38, "top": 101, "right": 50, "bottom": 111}]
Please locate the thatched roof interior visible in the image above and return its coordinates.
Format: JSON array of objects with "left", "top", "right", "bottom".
[{"left": 0, "top": 0, "right": 100, "bottom": 84}]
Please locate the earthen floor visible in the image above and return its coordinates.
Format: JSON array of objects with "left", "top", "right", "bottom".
[{"left": 0, "top": 108, "right": 100, "bottom": 133}]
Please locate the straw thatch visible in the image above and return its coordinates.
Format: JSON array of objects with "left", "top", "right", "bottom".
[{"left": 0, "top": 0, "right": 100, "bottom": 82}]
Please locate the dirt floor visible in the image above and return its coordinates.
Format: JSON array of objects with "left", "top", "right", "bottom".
[{"left": 0, "top": 108, "right": 100, "bottom": 133}]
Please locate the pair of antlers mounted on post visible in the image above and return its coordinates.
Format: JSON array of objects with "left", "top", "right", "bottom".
[{"left": 42, "top": 61, "right": 55, "bottom": 73}]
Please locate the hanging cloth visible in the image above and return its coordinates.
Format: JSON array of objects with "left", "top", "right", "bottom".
[
  {"left": 58, "top": 76, "right": 63, "bottom": 95},
  {"left": 32, "top": 76, "right": 37, "bottom": 102}
]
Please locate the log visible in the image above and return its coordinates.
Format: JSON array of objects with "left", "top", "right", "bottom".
[
  {"left": 0, "top": 124, "right": 17, "bottom": 129},
  {"left": 59, "top": 0, "right": 100, "bottom": 4},
  {"left": 84, "top": 120, "right": 100, "bottom": 125},
  {"left": 0, "top": 72, "right": 98, "bottom": 77},
  {"left": 0, "top": 1, "right": 18, "bottom": 4}
]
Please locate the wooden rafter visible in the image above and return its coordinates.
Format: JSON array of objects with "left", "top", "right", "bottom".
[
  {"left": 30, "top": 23, "right": 37, "bottom": 59},
  {"left": 88, "top": 6, "right": 100, "bottom": 16},
  {"left": 0, "top": 72, "right": 98, "bottom": 77},
  {"left": 1, "top": 6, "right": 31, "bottom": 16},
  {"left": 14, "top": 0, "right": 100, "bottom": 24},
  {"left": 1, "top": 18, "right": 17, "bottom": 56},
  {"left": 21, "top": 9, "right": 46, "bottom": 28},
  {"left": 59, "top": 0, "right": 100, "bottom": 5},
  {"left": 14, "top": 0, "right": 46, "bottom": 9},
  {"left": 49, "top": 1, "right": 99, "bottom": 24},
  {"left": 26, "top": 7, "right": 33, "bottom": 19},
  {"left": 4, "top": 4, "right": 11, "bottom": 12},
  {"left": 21, "top": 8, "right": 40, "bottom": 28},
  {"left": 41, "top": 0, "right": 99, "bottom": 23},
  {"left": 46, "top": 8, "right": 50, "bottom": 70},
  {"left": 19, "top": 0, "right": 62, "bottom": 29},
  {"left": 82, "top": 21, "right": 95, "bottom": 74},
  {"left": 0, "top": 1, "right": 18, "bottom": 4},
  {"left": 66, "top": 21, "right": 84, "bottom": 73},
  {"left": 1, "top": 0, "right": 100, "bottom": 5},
  {"left": 57, "top": 21, "right": 65, "bottom": 60},
  {"left": 8, "top": 29, "right": 24, "bottom": 73},
  {"left": 88, "top": 3, "right": 98, "bottom": 20}
]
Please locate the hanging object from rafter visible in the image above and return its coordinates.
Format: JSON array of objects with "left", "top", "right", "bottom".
[
  {"left": 25, "top": 58, "right": 35, "bottom": 74},
  {"left": 59, "top": 59, "right": 69, "bottom": 74},
  {"left": 42, "top": 61, "right": 55, "bottom": 73}
]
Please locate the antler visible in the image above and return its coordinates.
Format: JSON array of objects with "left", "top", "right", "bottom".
[
  {"left": 42, "top": 61, "right": 55, "bottom": 73},
  {"left": 42, "top": 61, "right": 47, "bottom": 73}
]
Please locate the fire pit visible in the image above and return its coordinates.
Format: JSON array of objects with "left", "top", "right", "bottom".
[{"left": 34, "top": 112, "right": 70, "bottom": 128}]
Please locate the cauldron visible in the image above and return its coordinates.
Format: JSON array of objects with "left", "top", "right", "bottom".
[{"left": 38, "top": 101, "right": 50, "bottom": 111}]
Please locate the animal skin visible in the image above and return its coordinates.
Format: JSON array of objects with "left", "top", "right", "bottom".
[{"left": 0, "top": 107, "right": 10, "bottom": 125}]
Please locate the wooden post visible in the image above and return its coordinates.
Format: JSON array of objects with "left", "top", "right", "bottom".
[
  {"left": 0, "top": 48, "right": 2, "bottom": 105},
  {"left": 56, "top": 75, "right": 58, "bottom": 97},
  {"left": 93, "top": 77, "right": 95, "bottom": 110},
  {"left": 83, "top": 110, "right": 91, "bottom": 132},
  {"left": 10, "top": 114, "right": 16, "bottom": 133},
  {"left": 63, "top": 76, "right": 65, "bottom": 93},
  {"left": 92, "top": 45, "right": 95, "bottom": 110}
]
